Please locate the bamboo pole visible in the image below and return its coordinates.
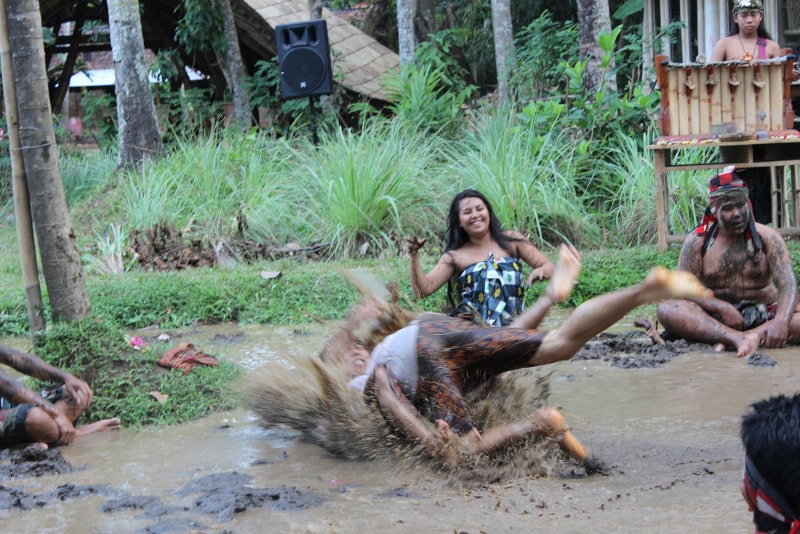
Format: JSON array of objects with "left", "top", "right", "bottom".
[{"left": 0, "top": 0, "right": 45, "bottom": 337}]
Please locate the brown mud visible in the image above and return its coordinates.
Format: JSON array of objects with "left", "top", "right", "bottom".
[{"left": 0, "top": 321, "right": 788, "bottom": 531}]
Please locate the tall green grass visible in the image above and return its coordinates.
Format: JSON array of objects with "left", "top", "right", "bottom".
[
  {"left": 297, "top": 119, "right": 448, "bottom": 257},
  {"left": 120, "top": 129, "right": 303, "bottom": 245},
  {"left": 60, "top": 147, "right": 118, "bottom": 207}
]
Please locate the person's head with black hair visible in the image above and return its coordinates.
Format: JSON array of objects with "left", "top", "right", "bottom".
[
  {"left": 727, "top": 0, "right": 773, "bottom": 39},
  {"left": 444, "top": 189, "right": 513, "bottom": 254},
  {"left": 740, "top": 392, "right": 800, "bottom": 533}
]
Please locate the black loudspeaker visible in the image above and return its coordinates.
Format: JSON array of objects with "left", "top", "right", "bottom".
[{"left": 275, "top": 19, "right": 333, "bottom": 100}]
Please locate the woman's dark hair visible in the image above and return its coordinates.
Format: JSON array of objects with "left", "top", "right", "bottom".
[{"left": 443, "top": 189, "right": 521, "bottom": 312}]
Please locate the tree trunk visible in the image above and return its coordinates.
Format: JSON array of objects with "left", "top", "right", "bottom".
[
  {"left": 215, "top": 0, "right": 251, "bottom": 129},
  {"left": 397, "top": 0, "right": 416, "bottom": 67},
  {"left": 308, "top": 0, "right": 322, "bottom": 19},
  {"left": 6, "top": 0, "right": 91, "bottom": 322},
  {"left": 577, "top": 0, "right": 616, "bottom": 93},
  {"left": 107, "top": 0, "right": 164, "bottom": 168},
  {"left": 491, "top": 0, "right": 513, "bottom": 106},
  {"left": 415, "top": 0, "right": 435, "bottom": 44},
  {"left": 0, "top": 0, "right": 45, "bottom": 336}
]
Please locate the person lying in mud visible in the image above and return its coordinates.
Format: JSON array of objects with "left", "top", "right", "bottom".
[
  {"left": 0, "top": 343, "right": 120, "bottom": 449},
  {"left": 407, "top": 189, "right": 554, "bottom": 326},
  {"left": 740, "top": 392, "right": 800, "bottom": 534},
  {"left": 323, "top": 244, "right": 711, "bottom": 463},
  {"left": 656, "top": 167, "right": 800, "bottom": 358}
]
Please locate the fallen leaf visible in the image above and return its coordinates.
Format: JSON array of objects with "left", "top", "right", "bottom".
[{"left": 148, "top": 391, "right": 169, "bottom": 403}]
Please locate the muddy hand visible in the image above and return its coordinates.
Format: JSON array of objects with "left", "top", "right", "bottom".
[{"left": 405, "top": 236, "right": 427, "bottom": 256}]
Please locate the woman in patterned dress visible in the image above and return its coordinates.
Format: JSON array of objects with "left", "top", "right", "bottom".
[{"left": 408, "top": 189, "right": 554, "bottom": 326}]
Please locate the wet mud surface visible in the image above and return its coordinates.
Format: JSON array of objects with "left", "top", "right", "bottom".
[
  {"left": 0, "top": 321, "right": 795, "bottom": 532},
  {"left": 573, "top": 329, "right": 777, "bottom": 368},
  {"left": 0, "top": 447, "right": 327, "bottom": 530}
]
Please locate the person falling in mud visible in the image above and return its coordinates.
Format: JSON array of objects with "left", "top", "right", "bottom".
[
  {"left": 656, "top": 167, "right": 800, "bottom": 358},
  {"left": 0, "top": 343, "right": 120, "bottom": 449},
  {"left": 740, "top": 392, "right": 800, "bottom": 534},
  {"left": 323, "top": 244, "right": 711, "bottom": 463}
]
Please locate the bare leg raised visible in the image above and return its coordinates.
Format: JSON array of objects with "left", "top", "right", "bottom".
[{"left": 534, "top": 267, "right": 711, "bottom": 365}]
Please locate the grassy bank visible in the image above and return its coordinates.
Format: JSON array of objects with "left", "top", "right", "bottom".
[{"left": 1, "top": 219, "right": 686, "bottom": 338}]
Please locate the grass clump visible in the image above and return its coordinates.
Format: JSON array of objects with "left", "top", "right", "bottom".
[{"left": 31, "top": 318, "right": 240, "bottom": 427}]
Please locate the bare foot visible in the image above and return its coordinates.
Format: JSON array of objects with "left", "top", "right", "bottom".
[
  {"left": 735, "top": 332, "right": 762, "bottom": 358},
  {"left": 644, "top": 267, "right": 712, "bottom": 301},
  {"left": 711, "top": 333, "right": 760, "bottom": 358},
  {"left": 546, "top": 244, "right": 581, "bottom": 304},
  {"left": 535, "top": 408, "right": 589, "bottom": 461},
  {"left": 75, "top": 418, "right": 121, "bottom": 438}
]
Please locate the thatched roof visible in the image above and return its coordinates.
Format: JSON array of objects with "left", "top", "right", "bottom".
[{"left": 38, "top": 0, "right": 399, "bottom": 102}]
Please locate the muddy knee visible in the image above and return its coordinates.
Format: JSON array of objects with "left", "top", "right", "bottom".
[{"left": 24, "top": 407, "right": 60, "bottom": 444}]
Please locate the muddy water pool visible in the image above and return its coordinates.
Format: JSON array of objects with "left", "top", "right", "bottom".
[{"left": 2, "top": 315, "right": 799, "bottom": 533}]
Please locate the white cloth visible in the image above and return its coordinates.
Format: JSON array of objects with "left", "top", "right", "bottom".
[{"left": 348, "top": 320, "right": 419, "bottom": 400}]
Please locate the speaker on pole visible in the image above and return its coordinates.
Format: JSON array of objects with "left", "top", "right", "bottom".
[{"left": 275, "top": 19, "right": 333, "bottom": 100}]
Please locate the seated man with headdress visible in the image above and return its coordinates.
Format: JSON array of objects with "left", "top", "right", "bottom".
[
  {"left": 657, "top": 166, "right": 800, "bottom": 357},
  {"left": 740, "top": 392, "right": 800, "bottom": 534}
]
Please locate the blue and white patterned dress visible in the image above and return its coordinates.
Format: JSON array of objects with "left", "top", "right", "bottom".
[{"left": 454, "top": 253, "right": 524, "bottom": 326}]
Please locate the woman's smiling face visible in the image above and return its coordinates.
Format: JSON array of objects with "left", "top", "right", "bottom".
[{"left": 458, "top": 196, "right": 489, "bottom": 237}]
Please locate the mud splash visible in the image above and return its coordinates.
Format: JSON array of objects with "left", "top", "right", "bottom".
[{"left": 244, "top": 355, "right": 590, "bottom": 486}]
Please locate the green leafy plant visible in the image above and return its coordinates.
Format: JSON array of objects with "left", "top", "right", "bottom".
[
  {"left": 414, "top": 30, "right": 478, "bottom": 101},
  {"left": 511, "top": 12, "right": 579, "bottom": 102},
  {"left": 355, "top": 63, "right": 470, "bottom": 138},
  {"left": 83, "top": 223, "right": 132, "bottom": 275},
  {"left": 81, "top": 90, "right": 118, "bottom": 152}
]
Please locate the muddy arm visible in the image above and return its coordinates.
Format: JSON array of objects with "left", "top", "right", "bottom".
[
  {"left": 0, "top": 344, "right": 92, "bottom": 412},
  {"left": 373, "top": 365, "right": 431, "bottom": 442}
]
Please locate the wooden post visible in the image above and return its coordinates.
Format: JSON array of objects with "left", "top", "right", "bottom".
[
  {"left": 653, "top": 147, "right": 669, "bottom": 251},
  {"left": 0, "top": 0, "right": 45, "bottom": 336}
]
